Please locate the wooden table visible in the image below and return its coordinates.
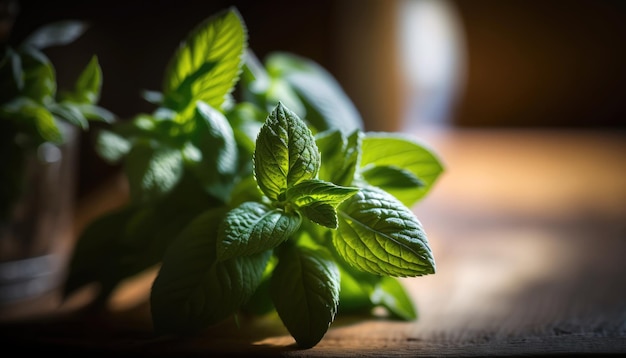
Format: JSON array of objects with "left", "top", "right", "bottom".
[{"left": 1, "top": 128, "right": 625, "bottom": 356}]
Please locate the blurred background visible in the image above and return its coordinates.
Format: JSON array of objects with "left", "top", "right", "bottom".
[{"left": 4, "top": 0, "right": 626, "bottom": 200}]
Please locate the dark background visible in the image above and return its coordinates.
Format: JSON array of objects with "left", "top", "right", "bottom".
[{"left": 5, "top": 0, "right": 626, "bottom": 198}]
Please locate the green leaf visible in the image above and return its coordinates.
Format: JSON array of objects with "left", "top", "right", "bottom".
[
  {"left": 63, "top": 206, "right": 136, "bottom": 300},
  {"left": 360, "top": 133, "right": 444, "bottom": 207},
  {"left": 20, "top": 47, "right": 56, "bottom": 104},
  {"left": 370, "top": 277, "right": 417, "bottom": 320},
  {"left": 74, "top": 103, "right": 115, "bottom": 123},
  {"left": 298, "top": 203, "right": 338, "bottom": 229},
  {"left": 49, "top": 101, "right": 88, "bottom": 129},
  {"left": 1, "top": 97, "right": 61, "bottom": 143},
  {"left": 316, "top": 129, "right": 361, "bottom": 187},
  {"left": 228, "top": 175, "right": 264, "bottom": 209},
  {"left": 334, "top": 186, "right": 435, "bottom": 277},
  {"left": 254, "top": 102, "right": 320, "bottom": 201},
  {"left": 241, "top": 255, "right": 278, "bottom": 316},
  {"left": 265, "top": 52, "right": 364, "bottom": 134},
  {"left": 64, "top": 174, "right": 222, "bottom": 302},
  {"left": 264, "top": 78, "right": 306, "bottom": 119},
  {"left": 361, "top": 165, "right": 424, "bottom": 190},
  {"left": 151, "top": 208, "right": 271, "bottom": 334},
  {"left": 124, "top": 141, "right": 184, "bottom": 203},
  {"left": 326, "top": 240, "right": 381, "bottom": 315},
  {"left": 95, "top": 129, "right": 131, "bottom": 164},
  {"left": 21, "top": 20, "right": 88, "bottom": 49},
  {"left": 287, "top": 179, "right": 359, "bottom": 208},
  {"left": 336, "top": 265, "right": 376, "bottom": 315},
  {"left": 226, "top": 102, "right": 264, "bottom": 173},
  {"left": 141, "top": 89, "right": 164, "bottom": 105},
  {"left": 240, "top": 49, "right": 270, "bottom": 96},
  {"left": 270, "top": 245, "right": 340, "bottom": 348},
  {"left": 188, "top": 101, "right": 238, "bottom": 201},
  {"left": 286, "top": 179, "right": 359, "bottom": 228},
  {"left": 163, "top": 7, "right": 247, "bottom": 111},
  {"left": 240, "top": 50, "right": 306, "bottom": 117},
  {"left": 242, "top": 275, "right": 274, "bottom": 316},
  {"left": 67, "top": 55, "right": 102, "bottom": 104},
  {"left": 217, "top": 201, "right": 300, "bottom": 261}
]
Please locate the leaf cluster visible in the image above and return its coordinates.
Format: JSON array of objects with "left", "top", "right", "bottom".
[
  {"left": 63, "top": 7, "right": 444, "bottom": 348},
  {"left": 1, "top": 21, "right": 114, "bottom": 220}
]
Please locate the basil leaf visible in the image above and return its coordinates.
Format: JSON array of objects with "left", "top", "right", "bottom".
[
  {"left": 21, "top": 20, "right": 88, "bottom": 49},
  {"left": 124, "top": 140, "right": 184, "bottom": 203},
  {"left": 270, "top": 245, "right": 340, "bottom": 348},
  {"left": 217, "top": 201, "right": 300, "bottom": 261},
  {"left": 361, "top": 165, "right": 424, "bottom": 190},
  {"left": 370, "top": 276, "right": 417, "bottom": 321},
  {"left": 162, "top": 7, "right": 247, "bottom": 111},
  {"left": 316, "top": 129, "right": 361, "bottom": 187},
  {"left": 189, "top": 101, "right": 238, "bottom": 201},
  {"left": 360, "top": 133, "right": 444, "bottom": 207},
  {"left": 254, "top": 102, "right": 320, "bottom": 201},
  {"left": 151, "top": 208, "right": 271, "bottom": 334},
  {"left": 286, "top": 179, "right": 359, "bottom": 228},
  {"left": 334, "top": 186, "right": 435, "bottom": 277},
  {"left": 265, "top": 52, "right": 364, "bottom": 134}
]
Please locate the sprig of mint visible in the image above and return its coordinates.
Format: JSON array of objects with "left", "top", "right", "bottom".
[
  {"left": 1, "top": 20, "right": 114, "bottom": 221},
  {"left": 63, "top": 7, "right": 444, "bottom": 348}
]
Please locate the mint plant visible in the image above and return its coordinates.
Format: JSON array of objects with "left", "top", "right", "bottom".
[
  {"left": 1, "top": 20, "right": 112, "bottom": 220},
  {"left": 63, "top": 7, "right": 443, "bottom": 348}
]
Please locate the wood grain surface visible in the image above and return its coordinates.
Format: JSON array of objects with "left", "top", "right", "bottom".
[{"left": 1, "top": 128, "right": 625, "bottom": 357}]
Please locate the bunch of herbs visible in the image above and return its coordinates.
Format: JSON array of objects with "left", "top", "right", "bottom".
[{"left": 64, "top": 7, "right": 443, "bottom": 348}]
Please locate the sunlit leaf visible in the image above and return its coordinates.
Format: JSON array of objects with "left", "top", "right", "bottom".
[
  {"left": 66, "top": 55, "right": 102, "bottom": 104},
  {"left": 95, "top": 129, "right": 131, "bottom": 164},
  {"left": 188, "top": 101, "right": 238, "bottom": 201},
  {"left": 361, "top": 133, "right": 444, "bottom": 207},
  {"left": 124, "top": 140, "right": 184, "bottom": 203},
  {"left": 163, "top": 7, "right": 247, "bottom": 111},
  {"left": 286, "top": 179, "right": 358, "bottom": 228},
  {"left": 254, "top": 102, "right": 320, "bottom": 201},
  {"left": 334, "top": 186, "right": 435, "bottom": 277}
]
